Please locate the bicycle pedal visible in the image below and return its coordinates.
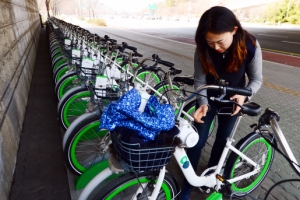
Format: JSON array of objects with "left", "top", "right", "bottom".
[{"left": 198, "top": 186, "right": 210, "bottom": 194}]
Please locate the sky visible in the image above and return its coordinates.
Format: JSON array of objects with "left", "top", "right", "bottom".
[{"left": 101, "top": 0, "right": 163, "bottom": 12}]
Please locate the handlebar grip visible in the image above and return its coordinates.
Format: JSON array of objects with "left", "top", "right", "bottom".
[
  {"left": 125, "top": 45, "right": 137, "bottom": 51},
  {"left": 152, "top": 54, "right": 159, "bottom": 60},
  {"left": 109, "top": 39, "right": 117, "bottom": 43},
  {"left": 157, "top": 60, "right": 174, "bottom": 67},
  {"left": 226, "top": 87, "right": 252, "bottom": 96},
  {"left": 133, "top": 51, "right": 143, "bottom": 57}
]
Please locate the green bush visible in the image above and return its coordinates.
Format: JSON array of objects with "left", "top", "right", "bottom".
[
  {"left": 87, "top": 19, "right": 107, "bottom": 26},
  {"left": 287, "top": 15, "right": 298, "bottom": 24},
  {"left": 78, "top": 16, "right": 85, "bottom": 21}
]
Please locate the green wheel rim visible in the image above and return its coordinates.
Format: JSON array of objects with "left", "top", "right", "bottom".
[
  {"left": 55, "top": 67, "right": 69, "bottom": 83},
  {"left": 135, "top": 71, "right": 160, "bottom": 85},
  {"left": 230, "top": 138, "right": 273, "bottom": 192},
  {"left": 105, "top": 177, "right": 172, "bottom": 200},
  {"left": 63, "top": 91, "right": 91, "bottom": 127},
  {"left": 70, "top": 121, "right": 108, "bottom": 172},
  {"left": 53, "top": 58, "right": 68, "bottom": 71},
  {"left": 52, "top": 52, "right": 63, "bottom": 62},
  {"left": 52, "top": 48, "right": 61, "bottom": 56},
  {"left": 59, "top": 76, "right": 79, "bottom": 99}
]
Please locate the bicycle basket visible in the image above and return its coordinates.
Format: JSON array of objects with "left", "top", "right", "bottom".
[{"left": 110, "top": 129, "right": 176, "bottom": 172}]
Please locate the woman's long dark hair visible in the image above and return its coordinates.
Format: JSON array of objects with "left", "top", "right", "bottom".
[{"left": 195, "top": 6, "right": 256, "bottom": 77}]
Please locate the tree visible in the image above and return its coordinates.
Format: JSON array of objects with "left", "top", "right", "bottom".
[
  {"left": 46, "top": 0, "right": 51, "bottom": 18},
  {"left": 86, "top": 0, "right": 99, "bottom": 19}
]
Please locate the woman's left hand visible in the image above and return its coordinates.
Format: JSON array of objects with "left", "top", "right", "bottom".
[{"left": 230, "top": 95, "right": 247, "bottom": 116}]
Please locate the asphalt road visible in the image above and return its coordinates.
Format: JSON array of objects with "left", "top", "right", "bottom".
[{"left": 103, "top": 18, "right": 300, "bottom": 56}]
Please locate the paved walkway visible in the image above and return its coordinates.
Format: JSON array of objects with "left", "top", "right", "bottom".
[{"left": 9, "top": 27, "right": 71, "bottom": 200}]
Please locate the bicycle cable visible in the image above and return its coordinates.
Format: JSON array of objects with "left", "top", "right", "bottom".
[
  {"left": 257, "top": 129, "right": 300, "bottom": 176},
  {"left": 263, "top": 179, "right": 300, "bottom": 200},
  {"left": 229, "top": 191, "right": 256, "bottom": 200}
]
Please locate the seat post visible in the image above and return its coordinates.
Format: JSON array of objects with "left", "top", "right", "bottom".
[{"left": 228, "top": 114, "right": 243, "bottom": 140}]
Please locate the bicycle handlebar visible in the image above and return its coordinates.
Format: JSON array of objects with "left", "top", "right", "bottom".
[
  {"left": 226, "top": 86, "right": 252, "bottom": 96},
  {"left": 133, "top": 51, "right": 143, "bottom": 57},
  {"left": 158, "top": 60, "right": 174, "bottom": 68},
  {"left": 184, "top": 85, "right": 252, "bottom": 102}
]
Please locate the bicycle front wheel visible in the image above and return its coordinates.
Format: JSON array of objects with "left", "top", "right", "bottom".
[
  {"left": 224, "top": 131, "right": 275, "bottom": 196},
  {"left": 57, "top": 86, "right": 91, "bottom": 130},
  {"left": 90, "top": 171, "right": 178, "bottom": 200},
  {"left": 135, "top": 68, "right": 161, "bottom": 89},
  {"left": 55, "top": 72, "right": 79, "bottom": 101},
  {"left": 63, "top": 111, "right": 109, "bottom": 175}
]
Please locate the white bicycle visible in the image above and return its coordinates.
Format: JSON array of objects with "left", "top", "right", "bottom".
[{"left": 76, "top": 79, "right": 300, "bottom": 200}]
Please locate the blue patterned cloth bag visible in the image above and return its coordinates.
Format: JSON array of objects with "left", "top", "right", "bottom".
[{"left": 99, "top": 88, "right": 175, "bottom": 141}]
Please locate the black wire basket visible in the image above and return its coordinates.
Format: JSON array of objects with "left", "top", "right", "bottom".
[{"left": 110, "top": 130, "right": 176, "bottom": 172}]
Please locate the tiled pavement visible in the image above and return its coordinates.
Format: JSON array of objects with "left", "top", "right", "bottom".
[
  {"left": 9, "top": 23, "right": 300, "bottom": 200},
  {"left": 9, "top": 28, "right": 71, "bottom": 200}
]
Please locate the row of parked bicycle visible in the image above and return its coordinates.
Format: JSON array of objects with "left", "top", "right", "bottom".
[
  {"left": 46, "top": 17, "right": 300, "bottom": 200},
  {"left": 47, "top": 16, "right": 213, "bottom": 176}
]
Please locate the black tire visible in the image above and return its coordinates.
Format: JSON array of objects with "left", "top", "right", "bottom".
[
  {"left": 223, "top": 131, "right": 275, "bottom": 196},
  {"left": 90, "top": 171, "right": 178, "bottom": 200}
]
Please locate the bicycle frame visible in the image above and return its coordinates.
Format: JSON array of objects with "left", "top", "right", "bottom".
[
  {"left": 77, "top": 115, "right": 261, "bottom": 200},
  {"left": 77, "top": 84, "right": 258, "bottom": 200}
]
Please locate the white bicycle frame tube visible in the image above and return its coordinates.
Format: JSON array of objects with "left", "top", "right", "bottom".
[
  {"left": 148, "top": 138, "right": 262, "bottom": 200},
  {"left": 149, "top": 166, "right": 166, "bottom": 200},
  {"left": 270, "top": 117, "right": 300, "bottom": 174}
]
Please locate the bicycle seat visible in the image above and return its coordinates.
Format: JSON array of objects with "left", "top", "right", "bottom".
[
  {"left": 169, "top": 67, "right": 182, "bottom": 75},
  {"left": 240, "top": 102, "right": 261, "bottom": 116},
  {"left": 173, "top": 75, "right": 194, "bottom": 86}
]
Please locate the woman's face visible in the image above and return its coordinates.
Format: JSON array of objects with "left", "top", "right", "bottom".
[{"left": 205, "top": 27, "right": 238, "bottom": 53}]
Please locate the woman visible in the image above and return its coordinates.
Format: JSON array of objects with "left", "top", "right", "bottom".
[{"left": 180, "top": 6, "right": 263, "bottom": 200}]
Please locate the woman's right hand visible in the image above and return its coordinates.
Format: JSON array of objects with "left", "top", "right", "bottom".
[{"left": 193, "top": 104, "right": 208, "bottom": 123}]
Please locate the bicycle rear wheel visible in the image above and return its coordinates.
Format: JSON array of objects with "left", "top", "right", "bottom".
[
  {"left": 90, "top": 171, "right": 178, "bottom": 200},
  {"left": 224, "top": 131, "right": 275, "bottom": 196}
]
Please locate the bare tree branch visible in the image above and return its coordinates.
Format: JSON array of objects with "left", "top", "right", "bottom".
[{"left": 45, "top": 0, "right": 51, "bottom": 18}]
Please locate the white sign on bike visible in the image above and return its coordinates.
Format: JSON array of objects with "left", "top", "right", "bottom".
[
  {"left": 95, "top": 75, "right": 108, "bottom": 89},
  {"left": 64, "top": 39, "right": 71, "bottom": 45},
  {"left": 104, "top": 64, "right": 121, "bottom": 79},
  {"left": 81, "top": 57, "right": 94, "bottom": 75},
  {"left": 82, "top": 57, "right": 94, "bottom": 68},
  {"left": 95, "top": 75, "right": 109, "bottom": 97},
  {"left": 72, "top": 49, "right": 81, "bottom": 58}
]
